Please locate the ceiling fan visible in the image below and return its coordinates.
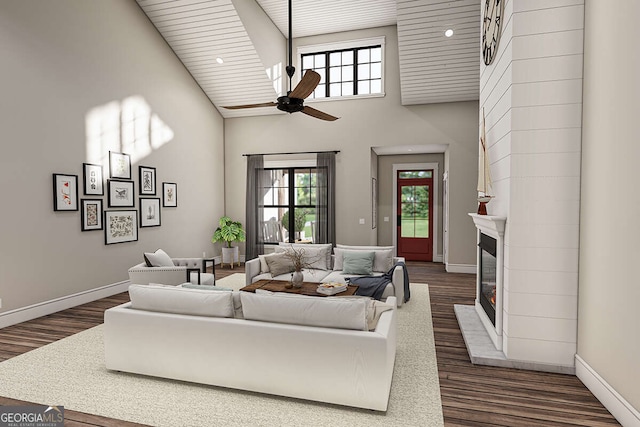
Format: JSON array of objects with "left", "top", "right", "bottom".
[{"left": 222, "top": 0, "right": 338, "bottom": 121}]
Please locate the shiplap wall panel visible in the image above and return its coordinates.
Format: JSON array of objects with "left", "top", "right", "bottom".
[
  {"left": 137, "top": 0, "right": 278, "bottom": 118},
  {"left": 397, "top": 0, "right": 480, "bottom": 105},
  {"left": 256, "top": 0, "right": 397, "bottom": 38},
  {"left": 478, "top": 0, "right": 585, "bottom": 369}
]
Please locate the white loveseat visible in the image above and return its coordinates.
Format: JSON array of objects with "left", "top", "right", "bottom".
[
  {"left": 245, "top": 243, "right": 406, "bottom": 306},
  {"left": 104, "top": 284, "right": 397, "bottom": 411},
  {"left": 128, "top": 257, "right": 215, "bottom": 286}
]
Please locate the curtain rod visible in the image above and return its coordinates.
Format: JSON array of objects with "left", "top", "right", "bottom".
[{"left": 242, "top": 150, "right": 340, "bottom": 157}]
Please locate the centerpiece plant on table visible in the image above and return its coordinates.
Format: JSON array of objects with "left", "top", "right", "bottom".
[{"left": 281, "top": 245, "right": 323, "bottom": 289}]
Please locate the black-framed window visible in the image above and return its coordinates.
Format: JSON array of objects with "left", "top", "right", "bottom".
[
  {"left": 260, "top": 167, "right": 326, "bottom": 244},
  {"left": 301, "top": 45, "right": 382, "bottom": 99}
]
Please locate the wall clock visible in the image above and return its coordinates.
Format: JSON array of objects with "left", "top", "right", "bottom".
[{"left": 482, "top": 0, "right": 504, "bottom": 66}]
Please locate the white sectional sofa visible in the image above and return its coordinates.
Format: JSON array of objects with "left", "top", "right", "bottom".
[
  {"left": 245, "top": 243, "right": 407, "bottom": 306},
  {"left": 104, "top": 284, "right": 397, "bottom": 411}
]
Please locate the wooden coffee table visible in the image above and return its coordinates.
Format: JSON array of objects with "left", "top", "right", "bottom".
[{"left": 241, "top": 279, "right": 358, "bottom": 297}]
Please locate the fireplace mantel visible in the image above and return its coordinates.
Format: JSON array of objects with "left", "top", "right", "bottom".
[
  {"left": 468, "top": 213, "right": 507, "bottom": 351},
  {"left": 468, "top": 213, "right": 506, "bottom": 236}
]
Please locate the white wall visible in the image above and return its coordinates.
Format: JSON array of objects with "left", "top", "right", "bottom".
[
  {"left": 480, "top": 0, "right": 584, "bottom": 369},
  {"left": 224, "top": 26, "right": 479, "bottom": 266},
  {"left": 578, "top": 0, "right": 640, "bottom": 415},
  {"left": 0, "top": 0, "right": 225, "bottom": 314}
]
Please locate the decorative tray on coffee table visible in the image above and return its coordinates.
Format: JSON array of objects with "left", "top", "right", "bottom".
[{"left": 240, "top": 280, "right": 358, "bottom": 297}]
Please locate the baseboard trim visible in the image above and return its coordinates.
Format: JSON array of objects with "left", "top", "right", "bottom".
[
  {"left": 445, "top": 263, "right": 476, "bottom": 274},
  {"left": 575, "top": 354, "right": 640, "bottom": 427},
  {"left": 0, "top": 280, "right": 130, "bottom": 329}
]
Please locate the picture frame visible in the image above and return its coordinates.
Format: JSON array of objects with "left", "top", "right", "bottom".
[
  {"left": 108, "top": 179, "right": 135, "bottom": 207},
  {"left": 140, "top": 197, "right": 161, "bottom": 227},
  {"left": 372, "top": 177, "right": 377, "bottom": 229},
  {"left": 53, "top": 173, "right": 79, "bottom": 211},
  {"left": 104, "top": 210, "right": 138, "bottom": 245},
  {"left": 82, "top": 163, "right": 104, "bottom": 195},
  {"left": 139, "top": 166, "right": 156, "bottom": 195},
  {"left": 81, "top": 199, "right": 103, "bottom": 231},
  {"left": 109, "top": 151, "right": 131, "bottom": 179},
  {"left": 162, "top": 182, "right": 177, "bottom": 207}
]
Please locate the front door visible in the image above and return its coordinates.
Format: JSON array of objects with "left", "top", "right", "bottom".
[{"left": 397, "top": 170, "right": 433, "bottom": 261}]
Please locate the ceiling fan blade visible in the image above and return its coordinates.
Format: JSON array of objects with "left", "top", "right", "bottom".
[
  {"left": 301, "top": 106, "right": 339, "bottom": 121},
  {"left": 222, "top": 102, "right": 277, "bottom": 110},
  {"left": 289, "top": 70, "right": 321, "bottom": 99}
]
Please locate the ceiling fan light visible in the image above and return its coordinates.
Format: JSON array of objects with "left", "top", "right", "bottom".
[{"left": 444, "top": 29, "right": 454, "bottom": 37}]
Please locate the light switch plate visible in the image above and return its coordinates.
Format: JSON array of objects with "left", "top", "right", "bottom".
[
  {"left": 359, "top": 218, "right": 365, "bottom": 224},
  {"left": 0, "top": 298, "right": 2, "bottom": 309},
  {"left": 384, "top": 216, "right": 389, "bottom": 222}
]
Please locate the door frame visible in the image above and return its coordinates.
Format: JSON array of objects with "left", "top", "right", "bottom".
[{"left": 392, "top": 162, "right": 439, "bottom": 261}]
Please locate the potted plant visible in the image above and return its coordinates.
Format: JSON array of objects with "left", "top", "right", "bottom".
[
  {"left": 211, "top": 216, "right": 246, "bottom": 268},
  {"left": 281, "top": 209, "right": 308, "bottom": 240}
]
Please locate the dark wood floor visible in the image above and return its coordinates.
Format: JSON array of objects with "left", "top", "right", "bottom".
[{"left": 0, "top": 262, "right": 619, "bottom": 426}]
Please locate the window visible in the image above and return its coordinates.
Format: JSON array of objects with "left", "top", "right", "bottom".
[
  {"left": 299, "top": 37, "right": 385, "bottom": 100},
  {"left": 261, "top": 168, "right": 324, "bottom": 244}
]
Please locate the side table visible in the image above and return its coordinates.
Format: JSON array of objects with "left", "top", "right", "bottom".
[{"left": 202, "top": 258, "right": 216, "bottom": 274}]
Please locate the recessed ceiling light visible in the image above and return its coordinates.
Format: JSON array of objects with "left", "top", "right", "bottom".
[
  {"left": 216, "top": 57, "right": 224, "bottom": 64},
  {"left": 444, "top": 29, "right": 454, "bottom": 37}
]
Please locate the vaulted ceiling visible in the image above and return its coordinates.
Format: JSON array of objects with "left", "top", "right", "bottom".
[{"left": 136, "top": 0, "right": 479, "bottom": 118}]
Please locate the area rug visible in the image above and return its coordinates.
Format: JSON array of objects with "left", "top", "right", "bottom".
[{"left": 0, "top": 279, "right": 443, "bottom": 427}]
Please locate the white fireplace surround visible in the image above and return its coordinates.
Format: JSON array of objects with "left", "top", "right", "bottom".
[{"left": 468, "top": 213, "right": 506, "bottom": 350}]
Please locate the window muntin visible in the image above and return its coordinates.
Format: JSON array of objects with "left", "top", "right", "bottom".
[
  {"left": 301, "top": 45, "right": 382, "bottom": 99},
  {"left": 261, "top": 168, "right": 321, "bottom": 244}
]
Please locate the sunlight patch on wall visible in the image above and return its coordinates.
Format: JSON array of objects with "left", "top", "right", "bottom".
[
  {"left": 85, "top": 96, "right": 174, "bottom": 166},
  {"left": 266, "top": 62, "right": 282, "bottom": 96}
]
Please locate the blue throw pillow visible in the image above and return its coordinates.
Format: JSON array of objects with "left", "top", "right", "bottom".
[{"left": 342, "top": 251, "right": 375, "bottom": 275}]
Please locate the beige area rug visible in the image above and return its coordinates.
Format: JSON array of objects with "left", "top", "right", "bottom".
[{"left": 0, "top": 276, "right": 443, "bottom": 427}]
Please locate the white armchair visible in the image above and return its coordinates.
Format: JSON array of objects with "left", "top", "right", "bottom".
[{"left": 128, "top": 257, "right": 215, "bottom": 286}]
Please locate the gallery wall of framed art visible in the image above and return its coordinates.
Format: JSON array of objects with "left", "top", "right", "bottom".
[{"left": 52, "top": 153, "right": 177, "bottom": 245}]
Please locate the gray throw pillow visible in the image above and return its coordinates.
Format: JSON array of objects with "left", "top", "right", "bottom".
[
  {"left": 342, "top": 251, "right": 375, "bottom": 275},
  {"left": 264, "top": 253, "right": 296, "bottom": 276},
  {"left": 143, "top": 249, "right": 174, "bottom": 267}
]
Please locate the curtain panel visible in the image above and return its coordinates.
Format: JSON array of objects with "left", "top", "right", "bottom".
[
  {"left": 245, "top": 154, "right": 266, "bottom": 260},
  {"left": 315, "top": 152, "right": 336, "bottom": 245}
]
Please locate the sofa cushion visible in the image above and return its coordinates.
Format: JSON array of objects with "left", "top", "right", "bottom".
[
  {"left": 336, "top": 244, "right": 394, "bottom": 251},
  {"left": 264, "top": 253, "right": 296, "bottom": 276},
  {"left": 279, "top": 243, "right": 332, "bottom": 270},
  {"left": 258, "top": 252, "right": 280, "bottom": 273},
  {"left": 180, "top": 283, "right": 232, "bottom": 292},
  {"left": 334, "top": 247, "right": 393, "bottom": 273},
  {"left": 274, "top": 245, "right": 331, "bottom": 271},
  {"left": 240, "top": 292, "right": 368, "bottom": 331},
  {"left": 327, "top": 296, "right": 395, "bottom": 330},
  {"left": 143, "top": 249, "right": 174, "bottom": 267},
  {"left": 342, "top": 251, "right": 375, "bottom": 275},
  {"left": 129, "top": 284, "right": 234, "bottom": 318}
]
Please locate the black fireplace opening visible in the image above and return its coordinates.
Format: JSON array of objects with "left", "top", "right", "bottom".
[{"left": 478, "top": 233, "right": 497, "bottom": 326}]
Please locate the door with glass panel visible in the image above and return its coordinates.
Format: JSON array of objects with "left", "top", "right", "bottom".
[{"left": 397, "top": 170, "right": 433, "bottom": 261}]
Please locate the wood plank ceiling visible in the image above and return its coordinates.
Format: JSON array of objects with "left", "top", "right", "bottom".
[{"left": 136, "top": 0, "right": 480, "bottom": 118}]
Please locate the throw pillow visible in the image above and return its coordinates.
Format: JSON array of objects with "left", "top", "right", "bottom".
[
  {"left": 333, "top": 247, "right": 393, "bottom": 273},
  {"left": 143, "top": 249, "right": 174, "bottom": 267},
  {"left": 279, "top": 243, "right": 332, "bottom": 270},
  {"left": 342, "top": 251, "right": 375, "bottom": 275},
  {"left": 274, "top": 245, "right": 330, "bottom": 270},
  {"left": 258, "top": 252, "right": 280, "bottom": 273},
  {"left": 264, "top": 252, "right": 296, "bottom": 276}
]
